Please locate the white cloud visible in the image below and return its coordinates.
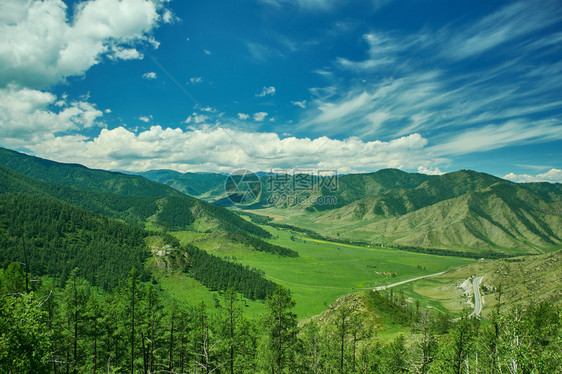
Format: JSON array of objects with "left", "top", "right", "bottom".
[
  {"left": 190, "top": 77, "right": 203, "bottom": 84},
  {"left": 162, "top": 9, "right": 178, "bottom": 24},
  {"left": 26, "top": 125, "right": 435, "bottom": 173},
  {"left": 138, "top": 115, "right": 152, "bottom": 123},
  {"left": 418, "top": 166, "right": 445, "bottom": 176},
  {"left": 237, "top": 113, "right": 250, "bottom": 120},
  {"left": 109, "top": 46, "right": 143, "bottom": 60},
  {"left": 199, "top": 106, "right": 216, "bottom": 113},
  {"left": 504, "top": 168, "right": 562, "bottom": 183},
  {"left": 142, "top": 72, "right": 157, "bottom": 80},
  {"left": 443, "top": 1, "right": 561, "bottom": 60},
  {"left": 297, "top": 0, "right": 562, "bottom": 147},
  {"left": 0, "top": 84, "right": 103, "bottom": 147},
  {"left": 308, "top": 91, "right": 371, "bottom": 126},
  {"left": 291, "top": 100, "right": 307, "bottom": 108},
  {"left": 256, "top": 86, "right": 276, "bottom": 97},
  {"left": 253, "top": 112, "right": 269, "bottom": 122},
  {"left": 184, "top": 113, "right": 209, "bottom": 124},
  {"left": 203, "top": 49, "right": 211, "bottom": 55},
  {"left": 0, "top": 0, "right": 165, "bottom": 89},
  {"left": 430, "top": 120, "right": 562, "bottom": 156}
]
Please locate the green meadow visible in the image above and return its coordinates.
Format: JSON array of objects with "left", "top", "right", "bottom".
[{"left": 163, "top": 224, "right": 474, "bottom": 319}]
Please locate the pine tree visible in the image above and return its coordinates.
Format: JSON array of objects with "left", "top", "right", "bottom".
[{"left": 264, "top": 287, "right": 297, "bottom": 373}]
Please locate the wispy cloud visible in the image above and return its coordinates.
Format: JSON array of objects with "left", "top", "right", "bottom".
[
  {"left": 256, "top": 86, "right": 276, "bottom": 97},
  {"left": 142, "top": 72, "right": 157, "bottom": 80},
  {"left": 184, "top": 113, "right": 209, "bottom": 124},
  {"left": 291, "top": 100, "right": 307, "bottom": 108},
  {"left": 429, "top": 120, "right": 562, "bottom": 156},
  {"left": 443, "top": 1, "right": 562, "bottom": 60},
  {"left": 189, "top": 76, "right": 202, "bottom": 84},
  {"left": 296, "top": 0, "right": 562, "bottom": 153},
  {"left": 258, "top": 0, "right": 337, "bottom": 11}
]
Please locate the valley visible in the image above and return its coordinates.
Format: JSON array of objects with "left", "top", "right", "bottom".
[{"left": 0, "top": 147, "right": 560, "bottom": 372}]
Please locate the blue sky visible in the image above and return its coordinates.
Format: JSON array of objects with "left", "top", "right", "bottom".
[{"left": 0, "top": 0, "right": 561, "bottom": 182}]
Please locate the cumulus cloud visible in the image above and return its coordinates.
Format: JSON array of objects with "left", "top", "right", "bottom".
[
  {"left": 291, "top": 100, "right": 307, "bottom": 108},
  {"left": 190, "top": 77, "right": 203, "bottom": 84},
  {"left": 417, "top": 166, "right": 445, "bottom": 175},
  {"left": 26, "top": 126, "right": 434, "bottom": 173},
  {"left": 237, "top": 113, "right": 250, "bottom": 120},
  {"left": 138, "top": 115, "right": 152, "bottom": 123},
  {"left": 0, "top": 0, "right": 164, "bottom": 89},
  {"left": 109, "top": 46, "right": 143, "bottom": 60},
  {"left": 0, "top": 84, "right": 104, "bottom": 147},
  {"left": 253, "top": 112, "right": 269, "bottom": 122},
  {"left": 142, "top": 72, "right": 157, "bottom": 80},
  {"left": 256, "top": 86, "right": 276, "bottom": 97},
  {"left": 503, "top": 168, "right": 562, "bottom": 183}
]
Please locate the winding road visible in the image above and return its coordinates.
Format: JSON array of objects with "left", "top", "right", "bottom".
[{"left": 468, "top": 276, "right": 484, "bottom": 318}]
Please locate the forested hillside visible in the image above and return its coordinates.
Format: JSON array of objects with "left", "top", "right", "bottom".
[
  {"left": 1, "top": 268, "right": 560, "bottom": 373},
  {"left": 0, "top": 148, "right": 285, "bottom": 243},
  {"left": 0, "top": 193, "right": 150, "bottom": 290}
]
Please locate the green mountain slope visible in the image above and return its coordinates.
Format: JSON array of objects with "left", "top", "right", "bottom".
[
  {"left": 265, "top": 170, "right": 562, "bottom": 255},
  {"left": 0, "top": 146, "right": 175, "bottom": 198},
  {"left": 0, "top": 193, "right": 150, "bottom": 290},
  {"left": 0, "top": 148, "right": 270, "bottom": 238}
]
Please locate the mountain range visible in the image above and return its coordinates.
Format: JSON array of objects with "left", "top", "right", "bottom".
[{"left": 140, "top": 168, "right": 562, "bottom": 255}]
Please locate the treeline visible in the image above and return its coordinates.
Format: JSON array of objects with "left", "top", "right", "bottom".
[
  {"left": 1, "top": 266, "right": 560, "bottom": 374},
  {"left": 229, "top": 232, "right": 299, "bottom": 257},
  {"left": 268, "top": 222, "right": 510, "bottom": 260},
  {"left": 388, "top": 244, "right": 512, "bottom": 260},
  {"left": 0, "top": 193, "right": 150, "bottom": 290},
  {"left": 236, "top": 210, "right": 275, "bottom": 225},
  {"left": 183, "top": 244, "right": 278, "bottom": 299},
  {"left": 201, "top": 201, "right": 272, "bottom": 238}
]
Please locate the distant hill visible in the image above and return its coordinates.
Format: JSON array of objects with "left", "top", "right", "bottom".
[
  {"left": 309, "top": 170, "right": 562, "bottom": 255},
  {"left": 138, "top": 169, "right": 227, "bottom": 201}
]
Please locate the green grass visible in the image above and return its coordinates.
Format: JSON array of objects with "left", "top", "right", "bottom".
[
  {"left": 156, "top": 273, "right": 267, "bottom": 318},
  {"left": 167, "top": 224, "right": 475, "bottom": 319}
]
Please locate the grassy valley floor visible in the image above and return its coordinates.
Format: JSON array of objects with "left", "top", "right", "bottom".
[{"left": 164, "top": 224, "right": 475, "bottom": 319}]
